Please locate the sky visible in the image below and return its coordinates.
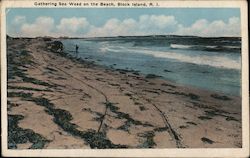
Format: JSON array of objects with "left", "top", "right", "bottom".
[{"left": 6, "top": 8, "right": 241, "bottom": 37}]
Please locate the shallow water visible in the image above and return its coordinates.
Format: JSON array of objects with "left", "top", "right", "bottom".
[{"left": 61, "top": 36, "right": 241, "bottom": 96}]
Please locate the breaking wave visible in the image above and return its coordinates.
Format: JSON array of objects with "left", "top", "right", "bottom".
[
  {"left": 105, "top": 46, "right": 241, "bottom": 70},
  {"left": 170, "top": 43, "right": 241, "bottom": 52}
]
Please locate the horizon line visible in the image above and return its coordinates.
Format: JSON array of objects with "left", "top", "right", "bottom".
[{"left": 6, "top": 34, "right": 241, "bottom": 39}]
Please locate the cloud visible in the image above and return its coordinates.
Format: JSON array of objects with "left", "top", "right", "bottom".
[
  {"left": 86, "top": 15, "right": 178, "bottom": 37},
  {"left": 20, "top": 16, "right": 55, "bottom": 37},
  {"left": 9, "top": 15, "right": 241, "bottom": 37},
  {"left": 15, "top": 16, "right": 91, "bottom": 37},
  {"left": 56, "top": 17, "right": 90, "bottom": 36},
  {"left": 139, "top": 15, "right": 177, "bottom": 30},
  {"left": 12, "top": 16, "right": 26, "bottom": 25},
  {"left": 175, "top": 17, "right": 241, "bottom": 37},
  {"left": 86, "top": 18, "right": 137, "bottom": 37}
]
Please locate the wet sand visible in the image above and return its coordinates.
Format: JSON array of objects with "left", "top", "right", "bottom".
[{"left": 7, "top": 37, "right": 242, "bottom": 149}]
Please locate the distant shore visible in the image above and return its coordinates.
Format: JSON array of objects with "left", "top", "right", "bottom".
[{"left": 7, "top": 37, "right": 242, "bottom": 149}]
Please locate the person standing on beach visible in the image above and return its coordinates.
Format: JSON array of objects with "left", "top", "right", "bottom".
[{"left": 75, "top": 44, "right": 79, "bottom": 57}]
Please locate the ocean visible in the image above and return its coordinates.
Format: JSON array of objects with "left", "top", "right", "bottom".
[{"left": 61, "top": 35, "right": 241, "bottom": 96}]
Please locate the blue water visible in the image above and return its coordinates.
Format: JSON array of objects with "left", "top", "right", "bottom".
[{"left": 61, "top": 36, "right": 241, "bottom": 96}]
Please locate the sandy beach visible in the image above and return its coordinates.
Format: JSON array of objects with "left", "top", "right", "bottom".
[{"left": 7, "top": 37, "right": 242, "bottom": 149}]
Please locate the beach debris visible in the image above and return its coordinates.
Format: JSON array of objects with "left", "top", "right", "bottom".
[
  {"left": 154, "top": 126, "right": 169, "bottom": 132},
  {"left": 161, "top": 89, "right": 200, "bottom": 101},
  {"left": 211, "top": 94, "right": 231, "bottom": 101},
  {"left": 179, "top": 125, "right": 189, "bottom": 129},
  {"left": 145, "top": 74, "right": 162, "bottom": 79},
  {"left": 134, "top": 102, "right": 142, "bottom": 105},
  {"left": 204, "top": 110, "right": 239, "bottom": 122},
  {"left": 198, "top": 116, "right": 212, "bottom": 120},
  {"left": 201, "top": 137, "right": 214, "bottom": 144},
  {"left": 187, "top": 93, "right": 200, "bottom": 100},
  {"left": 161, "top": 83, "right": 176, "bottom": 88},
  {"left": 186, "top": 121, "right": 197, "bottom": 126},
  {"left": 164, "top": 69, "right": 172, "bottom": 72},
  {"left": 139, "top": 106, "right": 146, "bottom": 111},
  {"left": 226, "top": 116, "right": 239, "bottom": 122},
  {"left": 143, "top": 89, "right": 160, "bottom": 95},
  {"left": 47, "top": 41, "right": 64, "bottom": 53}
]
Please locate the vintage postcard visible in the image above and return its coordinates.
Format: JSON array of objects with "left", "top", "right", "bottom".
[{"left": 1, "top": 0, "right": 249, "bottom": 157}]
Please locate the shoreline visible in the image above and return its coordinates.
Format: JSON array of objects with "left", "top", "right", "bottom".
[
  {"left": 54, "top": 38, "right": 241, "bottom": 103},
  {"left": 7, "top": 37, "right": 242, "bottom": 149},
  {"left": 60, "top": 37, "right": 241, "bottom": 96}
]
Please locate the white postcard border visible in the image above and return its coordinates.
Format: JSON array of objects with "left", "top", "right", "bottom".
[{"left": 1, "top": 0, "right": 249, "bottom": 157}]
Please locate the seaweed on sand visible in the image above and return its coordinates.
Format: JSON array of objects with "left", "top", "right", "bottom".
[
  {"left": 101, "top": 102, "right": 154, "bottom": 134},
  {"left": 7, "top": 49, "right": 33, "bottom": 80},
  {"left": 8, "top": 85, "right": 52, "bottom": 92},
  {"left": 204, "top": 110, "right": 239, "bottom": 122},
  {"left": 8, "top": 114, "right": 50, "bottom": 149},
  {"left": 161, "top": 89, "right": 200, "bottom": 101},
  {"left": 145, "top": 74, "right": 162, "bottom": 79},
  {"left": 7, "top": 49, "right": 56, "bottom": 88},
  {"left": 83, "top": 130, "right": 127, "bottom": 149},
  {"left": 7, "top": 100, "right": 19, "bottom": 110},
  {"left": 45, "top": 67, "right": 58, "bottom": 72},
  {"left": 186, "top": 121, "right": 197, "bottom": 126},
  {"left": 8, "top": 50, "right": 35, "bottom": 66},
  {"left": 19, "top": 50, "right": 35, "bottom": 64},
  {"left": 138, "top": 131, "right": 156, "bottom": 148},
  {"left": 154, "top": 126, "right": 169, "bottom": 132},
  {"left": 105, "top": 102, "right": 153, "bottom": 131},
  {"left": 21, "top": 74, "right": 56, "bottom": 88},
  {"left": 201, "top": 137, "right": 214, "bottom": 144},
  {"left": 8, "top": 65, "right": 52, "bottom": 87},
  {"left": 211, "top": 94, "right": 231, "bottom": 101},
  {"left": 8, "top": 63, "right": 57, "bottom": 88},
  {"left": 82, "top": 108, "right": 103, "bottom": 122},
  {"left": 179, "top": 125, "right": 189, "bottom": 129},
  {"left": 8, "top": 91, "right": 127, "bottom": 148},
  {"left": 8, "top": 92, "right": 33, "bottom": 99},
  {"left": 139, "top": 106, "right": 146, "bottom": 111},
  {"left": 161, "top": 83, "right": 176, "bottom": 88},
  {"left": 198, "top": 116, "right": 212, "bottom": 120}
]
